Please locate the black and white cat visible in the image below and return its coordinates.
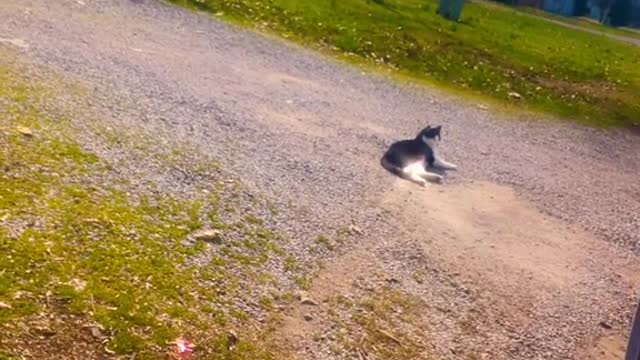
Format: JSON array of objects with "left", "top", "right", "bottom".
[{"left": 380, "top": 125, "right": 457, "bottom": 186}]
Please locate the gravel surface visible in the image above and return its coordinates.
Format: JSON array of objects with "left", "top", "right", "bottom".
[
  {"left": 2, "top": 0, "right": 639, "bottom": 250},
  {"left": 2, "top": 0, "right": 640, "bottom": 359}
]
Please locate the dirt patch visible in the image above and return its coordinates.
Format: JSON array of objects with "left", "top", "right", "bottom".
[
  {"left": 383, "top": 181, "right": 592, "bottom": 291},
  {"left": 582, "top": 333, "right": 628, "bottom": 360},
  {"left": 275, "top": 180, "right": 640, "bottom": 359},
  {"left": 258, "top": 108, "right": 334, "bottom": 138},
  {"left": 277, "top": 248, "right": 379, "bottom": 353},
  {"left": 0, "top": 304, "right": 110, "bottom": 360},
  {"left": 264, "top": 72, "right": 323, "bottom": 90},
  {"left": 378, "top": 180, "right": 640, "bottom": 356}
]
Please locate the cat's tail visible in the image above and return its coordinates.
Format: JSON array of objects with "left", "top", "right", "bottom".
[{"left": 380, "top": 155, "right": 402, "bottom": 176}]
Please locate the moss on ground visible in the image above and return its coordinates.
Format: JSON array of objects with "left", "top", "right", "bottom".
[{"left": 0, "top": 61, "right": 292, "bottom": 359}]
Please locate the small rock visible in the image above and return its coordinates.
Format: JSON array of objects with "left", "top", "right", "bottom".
[
  {"left": 303, "top": 314, "right": 313, "bottom": 321},
  {"left": 385, "top": 277, "right": 401, "bottom": 284},
  {"left": 89, "top": 326, "right": 104, "bottom": 339},
  {"left": 508, "top": 91, "right": 522, "bottom": 100},
  {"left": 295, "top": 291, "right": 308, "bottom": 301},
  {"left": 0, "top": 301, "right": 12, "bottom": 309},
  {"left": 34, "top": 325, "right": 56, "bottom": 337},
  {"left": 193, "top": 229, "right": 222, "bottom": 244},
  {"left": 301, "top": 298, "right": 318, "bottom": 306},
  {"left": 215, "top": 11, "right": 224, "bottom": 16},
  {"left": 598, "top": 321, "right": 612, "bottom": 330},
  {"left": 70, "top": 278, "right": 87, "bottom": 292},
  {"left": 477, "top": 104, "right": 488, "bottom": 110},
  {"left": 16, "top": 125, "right": 34, "bottom": 137},
  {"left": 227, "top": 330, "right": 238, "bottom": 350},
  {"left": 349, "top": 225, "right": 363, "bottom": 235}
]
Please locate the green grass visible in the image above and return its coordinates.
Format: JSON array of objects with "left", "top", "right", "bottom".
[
  {"left": 0, "top": 63, "right": 291, "bottom": 359},
  {"left": 314, "top": 235, "right": 335, "bottom": 251},
  {"left": 169, "top": 0, "right": 640, "bottom": 127}
]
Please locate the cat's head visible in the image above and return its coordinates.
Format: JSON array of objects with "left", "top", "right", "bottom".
[{"left": 417, "top": 125, "right": 442, "bottom": 143}]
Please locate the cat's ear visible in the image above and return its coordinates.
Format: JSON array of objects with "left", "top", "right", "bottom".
[{"left": 435, "top": 125, "right": 442, "bottom": 131}]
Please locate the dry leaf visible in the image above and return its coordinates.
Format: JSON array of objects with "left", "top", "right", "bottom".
[{"left": 16, "top": 125, "right": 34, "bottom": 136}]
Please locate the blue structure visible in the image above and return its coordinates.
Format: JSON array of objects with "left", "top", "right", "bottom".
[
  {"left": 632, "top": 0, "right": 640, "bottom": 25},
  {"left": 514, "top": 0, "right": 639, "bottom": 27},
  {"left": 589, "top": 6, "right": 602, "bottom": 20},
  {"left": 587, "top": 0, "right": 603, "bottom": 21},
  {"left": 438, "top": 0, "right": 465, "bottom": 21},
  {"left": 543, "top": 0, "right": 576, "bottom": 16}
]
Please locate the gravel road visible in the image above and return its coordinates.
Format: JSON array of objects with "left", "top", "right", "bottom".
[{"left": 2, "top": 0, "right": 640, "bottom": 359}]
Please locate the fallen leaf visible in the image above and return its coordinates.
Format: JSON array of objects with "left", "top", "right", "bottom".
[
  {"left": 0, "top": 38, "right": 29, "bottom": 49},
  {"left": 16, "top": 125, "right": 34, "bottom": 136},
  {"left": 377, "top": 329, "right": 402, "bottom": 345},
  {"left": 508, "top": 91, "right": 522, "bottom": 100},
  {"left": 301, "top": 297, "right": 319, "bottom": 306}
]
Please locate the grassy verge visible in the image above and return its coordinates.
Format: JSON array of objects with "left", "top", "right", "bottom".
[
  {"left": 0, "top": 62, "right": 293, "bottom": 359},
  {"left": 168, "top": 0, "right": 640, "bottom": 127}
]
